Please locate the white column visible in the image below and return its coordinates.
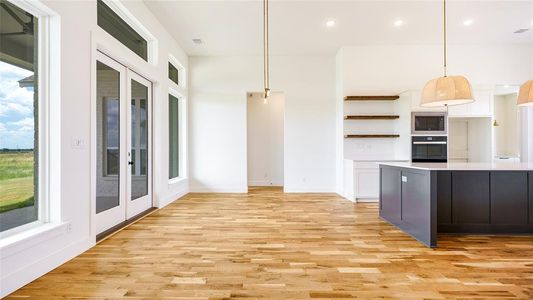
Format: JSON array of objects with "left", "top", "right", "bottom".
[{"left": 520, "top": 106, "right": 533, "bottom": 162}]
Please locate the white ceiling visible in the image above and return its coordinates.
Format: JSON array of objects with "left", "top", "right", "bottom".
[{"left": 144, "top": 0, "right": 533, "bottom": 56}]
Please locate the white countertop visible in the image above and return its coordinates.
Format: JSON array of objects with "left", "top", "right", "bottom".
[{"left": 379, "top": 162, "right": 533, "bottom": 171}]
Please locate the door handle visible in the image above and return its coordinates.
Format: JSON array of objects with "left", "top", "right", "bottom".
[{"left": 128, "top": 161, "right": 134, "bottom": 165}]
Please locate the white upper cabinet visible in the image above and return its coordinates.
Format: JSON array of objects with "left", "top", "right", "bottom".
[
  {"left": 410, "top": 90, "right": 493, "bottom": 117},
  {"left": 469, "top": 90, "right": 493, "bottom": 117},
  {"left": 410, "top": 91, "right": 447, "bottom": 112},
  {"left": 448, "top": 90, "right": 493, "bottom": 117}
]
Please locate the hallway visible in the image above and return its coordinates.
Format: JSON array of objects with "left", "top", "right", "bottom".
[{"left": 6, "top": 187, "right": 533, "bottom": 299}]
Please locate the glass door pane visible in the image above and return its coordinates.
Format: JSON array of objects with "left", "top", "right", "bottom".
[
  {"left": 96, "top": 61, "right": 121, "bottom": 213},
  {"left": 130, "top": 79, "right": 148, "bottom": 201}
]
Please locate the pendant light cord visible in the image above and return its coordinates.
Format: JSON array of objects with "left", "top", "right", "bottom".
[
  {"left": 263, "top": 0, "right": 270, "bottom": 97},
  {"left": 443, "top": 0, "right": 447, "bottom": 77}
]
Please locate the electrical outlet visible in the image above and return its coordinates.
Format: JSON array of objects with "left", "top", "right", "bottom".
[{"left": 66, "top": 222, "right": 72, "bottom": 233}]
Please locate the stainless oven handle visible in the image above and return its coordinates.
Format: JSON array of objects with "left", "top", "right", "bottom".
[{"left": 413, "top": 142, "right": 447, "bottom": 145}]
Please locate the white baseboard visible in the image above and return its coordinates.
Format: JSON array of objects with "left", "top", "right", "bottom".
[
  {"left": 283, "top": 186, "right": 336, "bottom": 193},
  {"left": 357, "top": 198, "right": 379, "bottom": 203},
  {"left": 341, "top": 193, "right": 356, "bottom": 202},
  {"left": 247, "top": 180, "right": 283, "bottom": 186},
  {"left": 190, "top": 185, "right": 248, "bottom": 193},
  {"left": 1, "top": 237, "right": 93, "bottom": 298},
  {"left": 157, "top": 188, "right": 189, "bottom": 209}
]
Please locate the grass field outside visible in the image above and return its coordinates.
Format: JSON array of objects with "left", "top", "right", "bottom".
[{"left": 0, "top": 151, "right": 35, "bottom": 213}]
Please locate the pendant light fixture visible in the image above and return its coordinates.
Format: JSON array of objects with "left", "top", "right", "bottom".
[
  {"left": 517, "top": 80, "right": 533, "bottom": 106},
  {"left": 421, "top": 0, "right": 474, "bottom": 107},
  {"left": 262, "top": 0, "right": 271, "bottom": 104}
]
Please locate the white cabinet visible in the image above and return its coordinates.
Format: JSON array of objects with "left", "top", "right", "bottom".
[
  {"left": 353, "top": 162, "right": 380, "bottom": 199},
  {"left": 447, "top": 102, "right": 469, "bottom": 116},
  {"left": 448, "top": 90, "right": 493, "bottom": 117},
  {"left": 345, "top": 161, "right": 407, "bottom": 201},
  {"left": 410, "top": 91, "right": 446, "bottom": 112}
]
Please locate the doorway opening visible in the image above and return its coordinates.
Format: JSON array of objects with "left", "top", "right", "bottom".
[
  {"left": 95, "top": 51, "right": 153, "bottom": 237},
  {"left": 493, "top": 85, "right": 521, "bottom": 163},
  {"left": 246, "top": 92, "right": 285, "bottom": 189}
]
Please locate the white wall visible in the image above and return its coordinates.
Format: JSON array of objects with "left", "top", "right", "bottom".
[
  {"left": 520, "top": 106, "right": 533, "bottom": 163},
  {"left": 247, "top": 92, "right": 284, "bottom": 186},
  {"left": 1, "top": 0, "right": 188, "bottom": 297},
  {"left": 189, "top": 56, "right": 336, "bottom": 193}
]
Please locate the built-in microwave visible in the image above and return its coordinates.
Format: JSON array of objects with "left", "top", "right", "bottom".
[{"left": 411, "top": 112, "right": 447, "bottom": 135}]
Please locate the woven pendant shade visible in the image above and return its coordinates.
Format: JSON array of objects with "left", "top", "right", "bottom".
[
  {"left": 420, "top": 0, "right": 475, "bottom": 107},
  {"left": 517, "top": 80, "right": 533, "bottom": 106},
  {"left": 421, "top": 76, "right": 474, "bottom": 107}
]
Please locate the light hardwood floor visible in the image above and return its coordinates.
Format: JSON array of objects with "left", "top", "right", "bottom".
[{"left": 6, "top": 187, "right": 533, "bottom": 299}]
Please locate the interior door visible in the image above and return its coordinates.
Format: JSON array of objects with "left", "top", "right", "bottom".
[
  {"left": 126, "top": 72, "right": 152, "bottom": 218},
  {"left": 95, "top": 51, "right": 153, "bottom": 234},
  {"left": 95, "top": 52, "right": 127, "bottom": 233}
]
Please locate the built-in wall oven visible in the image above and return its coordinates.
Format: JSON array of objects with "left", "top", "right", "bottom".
[
  {"left": 412, "top": 112, "right": 447, "bottom": 135},
  {"left": 412, "top": 136, "right": 448, "bottom": 163}
]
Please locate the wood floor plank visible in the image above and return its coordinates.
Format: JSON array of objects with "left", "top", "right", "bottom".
[{"left": 6, "top": 187, "right": 533, "bottom": 299}]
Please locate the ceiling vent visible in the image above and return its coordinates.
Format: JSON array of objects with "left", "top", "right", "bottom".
[
  {"left": 192, "top": 38, "right": 203, "bottom": 44},
  {"left": 514, "top": 28, "right": 529, "bottom": 34}
]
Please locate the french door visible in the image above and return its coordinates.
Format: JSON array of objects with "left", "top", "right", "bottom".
[{"left": 95, "top": 51, "right": 152, "bottom": 234}]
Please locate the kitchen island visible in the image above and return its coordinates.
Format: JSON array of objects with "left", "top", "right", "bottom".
[{"left": 379, "top": 162, "right": 533, "bottom": 247}]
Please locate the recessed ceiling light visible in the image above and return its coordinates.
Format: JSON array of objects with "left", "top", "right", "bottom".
[
  {"left": 326, "top": 20, "right": 336, "bottom": 27},
  {"left": 504, "top": 85, "right": 510, "bottom": 88},
  {"left": 463, "top": 19, "right": 473, "bottom": 26},
  {"left": 394, "top": 20, "right": 404, "bottom": 27}
]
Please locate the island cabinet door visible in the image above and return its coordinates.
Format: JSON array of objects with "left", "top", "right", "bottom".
[
  {"left": 452, "top": 172, "right": 490, "bottom": 224},
  {"left": 380, "top": 167, "right": 401, "bottom": 223},
  {"left": 530, "top": 172, "right": 533, "bottom": 224},
  {"left": 490, "top": 172, "right": 529, "bottom": 225},
  {"left": 437, "top": 172, "right": 452, "bottom": 225}
]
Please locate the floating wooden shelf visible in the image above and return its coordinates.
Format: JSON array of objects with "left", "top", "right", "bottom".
[
  {"left": 344, "top": 134, "right": 400, "bottom": 139},
  {"left": 344, "top": 95, "right": 399, "bottom": 101},
  {"left": 344, "top": 115, "right": 400, "bottom": 120}
]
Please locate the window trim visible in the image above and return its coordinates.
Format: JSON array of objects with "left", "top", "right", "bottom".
[
  {"left": 0, "top": 0, "right": 61, "bottom": 239},
  {"left": 100, "top": 0, "right": 158, "bottom": 65}
]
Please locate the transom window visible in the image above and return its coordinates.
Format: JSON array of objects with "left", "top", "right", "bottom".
[
  {"left": 97, "top": 0, "right": 148, "bottom": 61},
  {"left": 168, "top": 62, "right": 179, "bottom": 86}
]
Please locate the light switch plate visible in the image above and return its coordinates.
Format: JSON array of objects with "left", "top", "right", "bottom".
[
  {"left": 71, "top": 137, "right": 86, "bottom": 149},
  {"left": 401, "top": 176, "right": 407, "bottom": 182}
]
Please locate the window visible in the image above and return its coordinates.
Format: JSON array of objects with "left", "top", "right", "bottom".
[
  {"left": 168, "top": 62, "right": 179, "bottom": 86},
  {"left": 0, "top": 0, "right": 39, "bottom": 232},
  {"left": 103, "top": 96, "right": 120, "bottom": 176},
  {"left": 97, "top": 0, "right": 148, "bottom": 61},
  {"left": 169, "top": 94, "right": 180, "bottom": 179}
]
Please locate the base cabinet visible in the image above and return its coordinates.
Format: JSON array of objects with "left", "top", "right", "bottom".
[
  {"left": 452, "top": 172, "right": 490, "bottom": 224},
  {"left": 437, "top": 171, "right": 533, "bottom": 232},
  {"left": 491, "top": 172, "right": 528, "bottom": 225},
  {"left": 379, "top": 167, "right": 401, "bottom": 223},
  {"left": 530, "top": 172, "right": 533, "bottom": 224},
  {"left": 355, "top": 168, "right": 379, "bottom": 199}
]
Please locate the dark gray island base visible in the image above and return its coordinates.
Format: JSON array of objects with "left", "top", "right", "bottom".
[{"left": 379, "top": 163, "right": 533, "bottom": 247}]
